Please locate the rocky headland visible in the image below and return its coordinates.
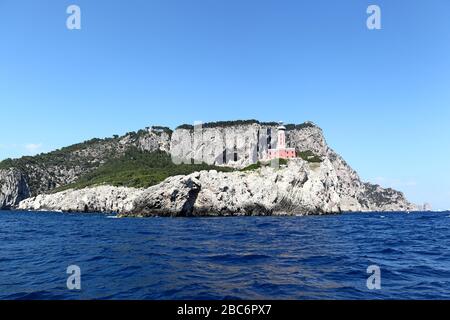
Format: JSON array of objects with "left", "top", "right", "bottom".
[{"left": 2, "top": 120, "right": 417, "bottom": 216}]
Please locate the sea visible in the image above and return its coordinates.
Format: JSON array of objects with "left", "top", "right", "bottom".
[{"left": 1, "top": 210, "right": 449, "bottom": 300}]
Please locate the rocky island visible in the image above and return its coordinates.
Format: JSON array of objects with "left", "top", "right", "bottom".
[{"left": 0, "top": 120, "right": 416, "bottom": 216}]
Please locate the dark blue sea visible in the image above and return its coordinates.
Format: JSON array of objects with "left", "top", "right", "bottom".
[{"left": 1, "top": 210, "right": 450, "bottom": 300}]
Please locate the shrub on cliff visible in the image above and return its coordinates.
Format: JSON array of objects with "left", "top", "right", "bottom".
[
  {"left": 53, "top": 148, "right": 234, "bottom": 191},
  {"left": 298, "top": 150, "right": 322, "bottom": 163},
  {"left": 176, "top": 120, "right": 316, "bottom": 131},
  {"left": 240, "top": 162, "right": 262, "bottom": 172},
  {"left": 240, "top": 158, "right": 288, "bottom": 172}
]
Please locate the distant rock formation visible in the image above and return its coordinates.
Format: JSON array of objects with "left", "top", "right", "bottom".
[
  {"left": 416, "top": 203, "right": 433, "bottom": 211},
  {"left": 3, "top": 120, "right": 417, "bottom": 214}
]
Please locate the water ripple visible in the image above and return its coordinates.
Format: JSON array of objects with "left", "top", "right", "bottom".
[{"left": 1, "top": 210, "right": 450, "bottom": 300}]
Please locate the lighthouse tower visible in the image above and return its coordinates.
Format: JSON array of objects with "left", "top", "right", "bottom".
[
  {"left": 277, "top": 122, "right": 286, "bottom": 149},
  {"left": 267, "top": 121, "right": 296, "bottom": 160}
]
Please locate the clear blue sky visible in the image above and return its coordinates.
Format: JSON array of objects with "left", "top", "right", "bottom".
[{"left": 1, "top": 0, "right": 449, "bottom": 209}]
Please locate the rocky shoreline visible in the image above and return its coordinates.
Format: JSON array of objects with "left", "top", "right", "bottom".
[{"left": 17, "top": 159, "right": 416, "bottom": 216}]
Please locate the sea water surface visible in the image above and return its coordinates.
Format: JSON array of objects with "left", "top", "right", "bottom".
[{"left": 1, "top": 210, "right": 450, "bottom": 300}]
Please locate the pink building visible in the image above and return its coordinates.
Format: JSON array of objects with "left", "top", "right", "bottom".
[{"left": 267, "top": 123, "right": 296, "bottom": 160}]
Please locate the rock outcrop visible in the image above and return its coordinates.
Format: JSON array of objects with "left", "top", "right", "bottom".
[
  {"left": 18, "top": 159, "right": 416, "bottom": 216},
  {"left": 18, "top": 186, "right": 143, "bottom": 213},
  {"left": 130, "top": 175, "right": 201, "bottom": 217},
  {"left": 185, "top": 159, "right": 343, "bottom": 216},
  {"left": 0, "top": 168, "right": 30, "bottom": 209}
]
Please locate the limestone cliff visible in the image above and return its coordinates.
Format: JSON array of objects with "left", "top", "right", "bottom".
[{"left": 18, "top": 158, "right": 416, "bottom": 215}]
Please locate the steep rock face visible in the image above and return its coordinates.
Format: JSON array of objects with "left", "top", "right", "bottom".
[
  {"left": 170, "top": 124, "right": 278, "bottom": 168},
  {"left": 129, "top": 175, "right": 201, "bottom": 217},
  {"left": 18, "top": 158, "right": 416, "bottom": 216},
  {"left": 0, "top": 168, "right": 30, "bottom": 209},
  {"left": 170, "top": 122, "right": 332, "bottom": 168},
  {"left": 18, "top": 186, "right": 143, "bottom": 213},
  {"left": 285, "top": 124, "right": 329, "bottom": 156},
  {"left": 285, "top": 124, "right": 390, "bottom": 211},
  {"left": 169, "top": 122, "right": 403, "bottom": 212},
  {"left": 189, "top": 159, "right": 342, "bottom": 216},
  {"left": 359, "top": 183, "right": 414, "bottom": 211}
]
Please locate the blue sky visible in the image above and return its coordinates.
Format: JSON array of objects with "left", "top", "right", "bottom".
[{"left": 1, "top": 0, "right": 449, "bottom": 209}]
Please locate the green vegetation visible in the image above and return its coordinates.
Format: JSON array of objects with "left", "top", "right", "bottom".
[
  {"left": 0, "top": 137, "right": 113, "bottom": 171},
  {"left": 176, "top": 124, "right": 195, "bottom": 130},
  {"left": 240, "top": 158, "right": 288, "bottom": 172},
  {"left": 239, "top": 154, "right": 321, "bottom": 170},
  {"left": 240, "top": 161, "right": 262, "bottom": 172},
  {"left": 298, "top": 150, "right": 322, "bottom": 163},
  {"left": 124, "top": 129, "right": 149, "bottom": 139},
  {"left": 0, "top": 158, "right": 14, "bottom": 170},
  {"left": 176, "top": 119, "right": 280, "bottom": 130},
  {"left": 284, "top": 122, "right": 316, "bottom": 131},
  {"left": 125, "top": 126, "right": 173, "bottom": 138},
  {"left": 176, "top": 120, "right": 316, "bottom": 131},
  {"left": 0, "top": 125, "right": 172, "bottom": 172},
  {"left": 151, "top": 126, "right": 173, "bottom": 136},
  {"left": 52, "top": 148, "right": 234, "bottom": 191},
  {"left": 0, "top": 137, "right": 121, "bottom": 194}
]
